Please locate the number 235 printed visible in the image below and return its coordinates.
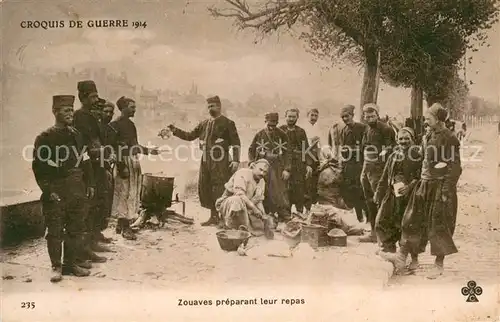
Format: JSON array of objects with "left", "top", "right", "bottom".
[{"left": 21, "top": 302, "right": 35, "bottom": 309}]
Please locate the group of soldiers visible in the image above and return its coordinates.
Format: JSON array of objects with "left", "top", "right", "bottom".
[
  {"left": 166, "top": 100, "right": 462, "bottom": 279},
  {"left": 32, "top": 80, "right": 159, "bottom": 282},
  {"left": 33, "top": 80, "right": 462, "bottom": 282}
]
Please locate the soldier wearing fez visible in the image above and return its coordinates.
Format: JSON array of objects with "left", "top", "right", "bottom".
[
  {"left": 73, "top": 80, "right": 111, "bottom": 262},
  {"left": 248, "top": 112, "right": 292, "bottom": 224},
  {"left": 359, "top": 103, "right": 396, "bottom": 243},
  {"left": 95, "top": 98, "right": 118, "bottom": 243},
  {"left": 32, "top": 95, "right": 95, "bottom": 282},
  {"left": 166, "top": 95, "right": 241, "bottom": 226}
]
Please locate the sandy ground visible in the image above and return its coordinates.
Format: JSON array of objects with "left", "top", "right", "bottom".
[{"left": 1, "top": 124, "right": 499, "bottom": 322}]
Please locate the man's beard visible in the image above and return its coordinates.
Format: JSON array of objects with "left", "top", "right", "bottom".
[
  {"left": 287, "top": 121, "right": 297, "bottom": 126},
  {"left": 209, "top": 110, "right": 218, "bottom": 117}
]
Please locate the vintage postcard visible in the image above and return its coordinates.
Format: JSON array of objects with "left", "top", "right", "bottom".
[{"left": 1, "top": 0, "right": 499, "bottom": 321}]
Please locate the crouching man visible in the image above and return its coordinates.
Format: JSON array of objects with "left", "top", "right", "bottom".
[{"left": 215, "top": 159, "right": 274, "bottom": 239}]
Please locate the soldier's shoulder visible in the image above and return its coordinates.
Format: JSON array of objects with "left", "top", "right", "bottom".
[
  {"left": 354, "top": 122, "right": 368, "bottom": 129},
  {"left": 380, "top": 121, "right": 393, "bottom": 130},
  {"left": 67, "top": 125, "right": 81, "bottom": 135},
  {"left": 36, "top": 127, "right": 55, "bottom": 140},
  {"left": 219, "top": 114, "right": 233, "bottom": 123},
  {"left": 276, "top": 127, "right": 287, "bottom": 134},
  {"left": 73, "top": 108, "right": 85, "bottom": 117},
  {"left": 442, "top": 128, "right": 460, "bottom": 143}
]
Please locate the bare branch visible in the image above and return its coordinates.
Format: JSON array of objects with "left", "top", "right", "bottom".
[{"left": 209, "top": 0, "right": 312, "bottom": 33}]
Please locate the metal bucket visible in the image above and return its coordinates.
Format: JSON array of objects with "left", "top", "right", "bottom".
[
  {"left": 301, "top": 224, "right": 329, "bottom": 249},
  {"left": 216, "top": 230, "right": 251, "bottom": 252},
  {"left": 140, "top": 173, "right": 175, "bottom": 208},
  {"left": 327, "top": 228, "right": 347, "bottom": 247}
]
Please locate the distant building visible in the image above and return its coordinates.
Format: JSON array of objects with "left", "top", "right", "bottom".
[
  {"left": 183, "top": 82, "right": 205, "bottom": 104},
  {"left": 49, "top": 67, "right": 136, "bottom": 102}
]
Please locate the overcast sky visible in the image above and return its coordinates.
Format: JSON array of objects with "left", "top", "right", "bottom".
[{"left": 2, "top": 0, "right": 499, "bottom": 109}]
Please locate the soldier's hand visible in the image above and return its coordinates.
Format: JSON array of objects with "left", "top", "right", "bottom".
[
  {"left": 108, "top": 153, "right": 117, "bottom": 164},
  {"left": 282, "top": 170, "right": 291, "bottom": 180},
  {"left": 86, "top": 187, "right": 95, "bottom": 199},
  {"left": 305, "top": 166, "right": 313, "bottom": 179},
  {"left": 49, "top": 192, "right": 61, "bottom": 202},
  {"left": 229, "top": 161, "right": 239, "bottom": 173},
  {"left": 397, "top": 184, "right": 410, "bottom": 196}
]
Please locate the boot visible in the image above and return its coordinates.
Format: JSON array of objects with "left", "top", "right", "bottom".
[
  {"left": 47, "top": 238, "right": 63, "bottom": 283},
  {"left": 122, "top": 227, "right": 137, "bottom": 240},
  {"left": 67, "top": 234, "right": 93, "bottom": 269},
  {"left": 89, "top": 251, "right": 107, "bottom": 263},
  {"left": 118, "top": 218, "right": 137, "bottom": 240},
  {"left": 426, "top": 256, "right": 444, "bottom": 279},
  {"left": 408, "top": 253, "right": 419, "bottom": 270},
  {"left": 92, "top": 242, "right": 114, "bottom": 253},
  {"left": 91, "top": 232, "right": 114, "bottom": 253},
  {"left": 50, "top": 266, "right": 63, "bottom": 283},
  {"left": 83, "top": 233, "right": 107, "bottom": 263},
  {"left": 62, "top": 264, "right": 91, "bottom": 277},
  {"left": 380, "top": 248, "right": 408, "bottom": 274},
  {"left": 62, "top": 236, "right": 91, "bottom": 277},
  {"left": 116, "top": 218, "right": 128, "bottom": 234},
  {"left": 201, "top": 210, "right": 219, "bottom": 227},
  {"left": 131, "top": 209, "right": 149, "bottom": 228},
  {"left": 97, "top": 231, "right": 113, "bottom": 244},
  {"left": 75, "top": 260, "right": 93, "bottom": 269}
]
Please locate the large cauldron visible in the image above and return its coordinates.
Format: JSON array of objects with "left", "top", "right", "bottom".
[{"left": 140, "top": 173, "right": 175, "bottom": 209}]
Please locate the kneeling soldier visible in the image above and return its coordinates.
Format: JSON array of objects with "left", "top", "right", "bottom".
[{"left": 32, "top": 95, "right": 96, "bottom": 282}]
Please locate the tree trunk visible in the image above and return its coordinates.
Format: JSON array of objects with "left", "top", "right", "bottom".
[
  {"left": 359, "top": 45, "right": 379, "bottom": 117},
  {"left": 410, "top": 85, "right": 423, "bottom": 118}
]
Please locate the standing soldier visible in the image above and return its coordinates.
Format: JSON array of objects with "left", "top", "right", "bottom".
[
  {"left": 73, "top": 80, "right": 111, "bottom": 261},
  {"left": 111, "top": 96, "right": 159, "bottom": 239},
  {"left": 96, "top": 99, "right": 117, "bottom": 243},
  {"left": 382, "top": 104, "right": 462, "bottom": 279},
  {"left": 166, "top": 96, "right": 241, "bottom": 227},
  {"left": 302, "top": 108, "right": 322, "bottom": 211},
  {"left": 279, "top": 108, "right": 313, "bottom": 215},
  {"left": 338, "top": 105, "right": 368, "bottom": 222},
  {"left": 32, "top": 95, "right": 95, "bottom": 282},
  {"left": 359, "top": 103, "right": 396, "bottom": 243},
  {"left": 249, "top": 112, "right": 292, "bottom": 224}
]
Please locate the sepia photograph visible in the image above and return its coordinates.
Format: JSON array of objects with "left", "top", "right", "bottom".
[{"left": 1, "top": 0, "right": 499, "bottom": 321}]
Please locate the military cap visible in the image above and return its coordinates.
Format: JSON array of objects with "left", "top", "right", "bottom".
[
  {"left": 77, "top": 80, "right": 98, "bottom": 94},
  {"left": 265, "top": 112, "right": 279, "bottom": 122},
  {"left": 341, "top": 105, "right": 355, "bottom": 115},
  {"left": 362, "top": 103, "right": 380, "bottom": 113},
  {"left": 52, "top": 95, "right": 75, "bottom": 108},
  {"left": 428, "top": 103, "right": 448, "bottom": 122},
  {"left": 206, "top": 95, "right": 221, "bottom": 105}
]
